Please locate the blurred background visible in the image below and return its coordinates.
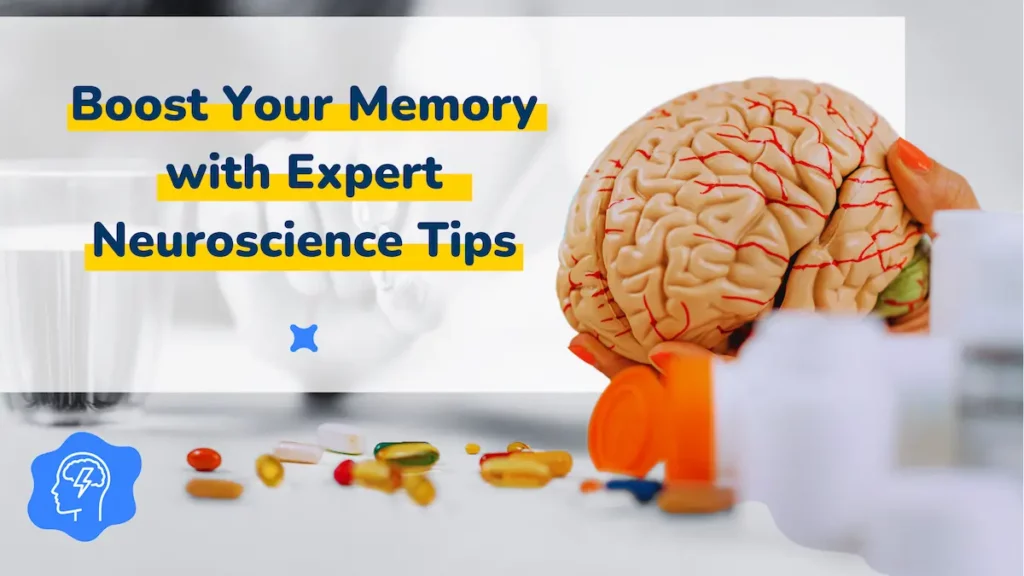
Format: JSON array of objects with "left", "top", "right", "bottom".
[
  {"left": 0, "top": 0, "right": 1018, "bottom": 334},
  {"left": 0, "top": 0, "right": 427, "bottom": 329},
  {"left": 0, "top": 0, "right": 1019, "bottom": 421},
  {"left": 0, "top": 6, "right": 1017, "bottom": 574},
  {"left": 0, "top": 0, "right": 553, "bottom": 331}
]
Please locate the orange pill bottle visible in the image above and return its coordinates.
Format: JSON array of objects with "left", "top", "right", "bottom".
[{"left": 587, "top": 355, "right": 741, "bottom": 485}]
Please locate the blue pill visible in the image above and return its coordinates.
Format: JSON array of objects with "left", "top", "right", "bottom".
[{"left": 606, "top": 479, "right": 664, "bottom": 504}]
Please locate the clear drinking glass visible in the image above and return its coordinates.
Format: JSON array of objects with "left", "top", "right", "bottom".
[{"left": 0, "top": 160, "right": 179, "bottom": 425}]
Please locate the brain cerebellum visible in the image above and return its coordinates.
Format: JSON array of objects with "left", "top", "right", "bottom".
[{"left": 556, "top": 77, "right": 924, "bottom": 363}]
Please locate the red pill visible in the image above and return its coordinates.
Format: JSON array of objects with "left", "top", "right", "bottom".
[
  {"left": 334, "top": 459, "right": 355, "bottom": 486},
  {"left": 187, "top": 448, "right": 222, "bottom": 472}
]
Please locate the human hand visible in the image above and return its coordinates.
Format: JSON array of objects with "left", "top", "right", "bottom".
[
  {"left": 883, "top": 138, "right": 980, "bottom": 333},
  {"left": 197, "top": 133, "right": 447, "bottom": 387},
  {"left": 567, "top": 138, "right": 980, "bottom": 380},
  {"left": 199, "top": 123, "right": 552, "bottom": 387},
  {"left": 568, "top": 334, "right": 725, "bottom": 381}
]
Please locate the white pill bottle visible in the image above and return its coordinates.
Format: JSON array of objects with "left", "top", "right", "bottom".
[
  {"left": 726, "top": 311, "right": 897, "bottom": 553},
  {"left": 930, "top": 209, "right": 1023, "bottom": 479}
]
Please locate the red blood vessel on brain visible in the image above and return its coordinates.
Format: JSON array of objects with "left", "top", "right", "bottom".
[{"left": 557, "top": 78, "right": 929, "bottom": 362}]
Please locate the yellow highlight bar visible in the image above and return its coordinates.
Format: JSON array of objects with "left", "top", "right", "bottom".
[
  {"left": 83, "top": 244, "right": 524, "bottom": 272},
  {"left": 156, "top": 173, "right": 473, "bottom": 202},
  {"left": 66, "top": 104, "right": 548, "bottom": 132}
]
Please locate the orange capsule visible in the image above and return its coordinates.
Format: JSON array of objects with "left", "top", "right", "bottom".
[
  {"left": 480, "top": 457, "right": 551, "bottom": 488},
  {"left": 352, "top": 460, "right": 403, "bottom": 493},
  {"left": 580, "top": 479, "right": 603, "bottom": 493},
  {"left": 479, "top": 452, "right": 511, "bottom": 467},
  {"left": 187, "top": 478, "right": 243, "bottom": 500},
  {"left": 508, "top": 450, "right": 573, "bottom": 477},
  {"left": 657, "top": 483, "right": 735, "bottom": 514},
  {"left": 187, "top": 448, "right": 222, "bottom": 472},
  {"left": 481, "top": 451, "right": 572, "bottom": 477}
]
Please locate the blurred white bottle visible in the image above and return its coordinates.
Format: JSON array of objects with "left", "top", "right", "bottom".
[
  {"left": 931, "top": 210, "right": 1024, "bottom": 479},
  {"left": 737, "top": 311, "right": 896, "bottom": 552},
  {"left": 885, "top": 334, "right": 960, "bottom": 467},
  {"left": 861, "top": 471, "right": 1023, "bottom": 576},
  {"left": 701, "top": 358, "right": 746, "bottom": 488}
]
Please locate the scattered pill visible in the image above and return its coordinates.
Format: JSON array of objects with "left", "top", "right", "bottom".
[
  {"left": 508, "top": 450, "right": 573, "bottom": 477},
  {"left": 507, "top": 441, "right": 531, "bottom": 452},
  {"left": 480, "top": 457, "right": 552, "bottom": 488},
  {"left": 373, "top": 441, "right": 433, "bottom": 456},
  {"left": 403, "top": 474, "right": 437, "bottom": 507},
  {"left": 580, "top": 479, "right": 603, "bottom": 493},
  {"left": 465, "top": 443, "right": 481, "bottom": 455},
  {"left": 186, "top": 447, "right": 222, "bottom": 472},
  {"left": 255, "top": 454, "right": 285, "bottom": 488},
  {"left": 334, "top": 459, "right": 356, "bottom": 486},
  {"left": 186, "top": 478, "right": 243, "bottom": 500},
  {"left": 606, "top": 479, "right": 663, "bottom": 504},
  {"left": 657, "top": 484, "right": 735, "bottom": 515},
  {"left": 479, "top": 452, "right": 511, "bottom": 467},
  {"left": 376, "top": 442, "right": 440, "bottom": 471},
  {"left": 375, "top": 442, "right": 439, "bottom": 460},
  {"left": 352, "top": 460, "right": 403, "bottom": 493},
  {"left": 317, "top": 422, "right": 365, "bottom": 455},
  {"left": 273, "top": 441, "right": 323, "bottom": 464}
]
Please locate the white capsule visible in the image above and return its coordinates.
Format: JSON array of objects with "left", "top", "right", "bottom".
[
  {"left": 316, "top": 423, "right": 365, "bottom": 455},
  {"left": 272, "top": 441, "right": 323, "bottom": 464}
]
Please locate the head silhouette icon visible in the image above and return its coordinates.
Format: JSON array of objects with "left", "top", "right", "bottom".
[{"left": 51, "top": 452, "right": 110, "bottom": 523}]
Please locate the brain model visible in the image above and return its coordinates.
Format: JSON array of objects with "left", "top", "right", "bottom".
[{"left": 556, "top": 78, "right": 930, "bottom": 363}]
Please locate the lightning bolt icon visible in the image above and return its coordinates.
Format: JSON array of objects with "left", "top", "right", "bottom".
[{"left": 73, "top": 467, "right": 94, "bottom": 498}]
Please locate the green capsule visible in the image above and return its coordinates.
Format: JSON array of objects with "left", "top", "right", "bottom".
[
  {"left": 385, "top": 451, "right": 440, "bottom": 469},
  {"left": 375, "top": 442, "right": 440, "bottom": 471},
  {"left": 373, "top": 441, "right": 437, "bottom": 457}
]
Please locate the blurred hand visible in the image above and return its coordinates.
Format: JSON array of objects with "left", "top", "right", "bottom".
[
  {"left": 192, "top": 16, "right": 553, "bottom": 389},
  {"left": 887, "top": 138, "right": 981, "bottom": 235},
  {"left": 199, "top": 119, "right": 553, "bottom": 386},
  {"left": 568, "top": 137, "right": 980, "bottom": 380},
  {"left": 884, "top": 137, "right": 980, "bottom": 333},
  {"left": 569, "top": 335, "right": 722, "bottom": 381},
  {"left": 196, "top": 133, "right": 449, "bottom": 387}
]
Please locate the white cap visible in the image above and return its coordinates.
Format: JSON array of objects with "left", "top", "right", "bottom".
[
  {"left": 735, "top": 311, "right": 896, "bottom": 550},
  {"left": 931, "top": 210, "right": 1023, "bottom": 349},
  {"left": 740, "top": 311, "right": 888, "bottom": 396}
]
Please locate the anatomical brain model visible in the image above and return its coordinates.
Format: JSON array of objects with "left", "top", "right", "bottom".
[{"left": 557, "top": 78, "right": 930, "bottom": 363}]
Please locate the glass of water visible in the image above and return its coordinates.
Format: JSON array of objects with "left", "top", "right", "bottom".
[{"left": 0, "top": 160, "right": 180, "bottom": 425}]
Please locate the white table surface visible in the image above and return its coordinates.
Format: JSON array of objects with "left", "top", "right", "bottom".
[{"left": 0, "top": 329, "right": 883, "bottom": 576}]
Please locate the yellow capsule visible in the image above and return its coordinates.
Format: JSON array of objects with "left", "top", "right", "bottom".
[
  {"left": 255, "top": 454, "right": 284, "bottom": 488},
  {"left": 507, "top": 450, "right": 573, "bottom": 478},
  {"left": 403, "top": 474, "right": 437, "bottom": 507},
  {"left": 186, "top": 478, "right": 244, "bottom": 500},
  {"left": 480, "top": 457, "right": 551, "bottom": 488},
  {"left": 506, "top": 441, "right": 531, "bottom": 452},
  {"left": 353, "top": 460, "right": 402, "bottom": 493},
  {"left": 465, "top": 443, "right": 481, "bottom": 455}
]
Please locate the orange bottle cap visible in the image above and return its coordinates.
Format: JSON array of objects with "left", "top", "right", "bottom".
[
  {"left": 660, "top": 355, "right": 716, "bottom": 484},
  {"left": 588, "top": 365, "right": 670, "bottom": 478}
]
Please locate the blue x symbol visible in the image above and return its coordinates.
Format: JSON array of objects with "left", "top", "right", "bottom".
[{"left": 290, "top": 324, "right": 319, "bottom": 353}]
